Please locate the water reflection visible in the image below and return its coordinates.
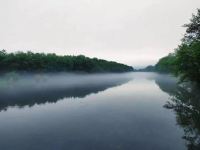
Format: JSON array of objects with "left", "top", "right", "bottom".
[
  {"left": 155, "top": 74, "right": 200, "bottom": 150},
  {"left": 0, "top": 73, "right": 131, "bottom": 111},
  {"left": 0, "top": 73, "right": 187, "bottom": 150}
]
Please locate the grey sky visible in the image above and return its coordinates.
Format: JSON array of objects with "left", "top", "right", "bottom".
[{"left": 0, "top": 0, "right": 200, "bottom": 67}]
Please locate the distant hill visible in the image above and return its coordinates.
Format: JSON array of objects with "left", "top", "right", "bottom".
[{"left": 136, "top": 65, "right": 155, "bottom": 72}]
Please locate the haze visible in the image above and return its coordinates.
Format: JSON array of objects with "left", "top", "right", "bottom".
[
  {"left": 0, "top": 0, "right": 200, "bottom": 68},
  {"left": 0, "top": 73, "right": 131, "bottom": 108}
]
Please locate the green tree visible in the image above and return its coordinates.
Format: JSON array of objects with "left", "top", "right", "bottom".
[
  {"left": 182, "top": 9, "right": 200, "bottom": 44},
  {"left": 155, "top": 9, "right": 200, "bottom": 84},
  {"left": 175, "top": 41, "right": 200, "bottom": 83}
]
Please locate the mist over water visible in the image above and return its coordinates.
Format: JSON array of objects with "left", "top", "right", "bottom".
[
  {"left": 0, "top": 72, "right": 199, "bottom": 150},
  {"left": 0, "top": 73, "right": 131, "bottom": 111}
]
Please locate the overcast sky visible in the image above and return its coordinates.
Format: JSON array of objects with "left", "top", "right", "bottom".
[{"left": 0, "top": 0, "right": 200, "bottom": 68}]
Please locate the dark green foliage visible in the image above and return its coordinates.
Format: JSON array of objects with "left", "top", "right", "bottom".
[
  {"left": 175, "top": 9, "right": 200, "bottom": 84},
  {"left": 0, "top": 51, "right": 133, "bottom": 73},
  {"left": 182, "top": 9, "right": 200, "bottom": 43},
  {"left": 175, "top": 41, "right": 200, "bottom": 83},
  {"left": 175, "top": 9, "right": 200, "bottom": 83},
  {"left": 155, "top": 54, "right": 176, "bottom": 73}
]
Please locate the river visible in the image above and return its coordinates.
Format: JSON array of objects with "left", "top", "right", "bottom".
[{"left": 0, "top": 72, "right": 199, "bottom": 150}]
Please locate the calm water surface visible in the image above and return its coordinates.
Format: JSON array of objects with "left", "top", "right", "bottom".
[{"left": 0, "top": 72, "right": 199, "bottom": 150}]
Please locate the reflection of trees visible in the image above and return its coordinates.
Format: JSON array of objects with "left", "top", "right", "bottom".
[
  {"left": 0, "top": 74, "right": 130, "bottom": 112},
  {"left": 155, "top": 75, "right": 200, "bottom": 150}
]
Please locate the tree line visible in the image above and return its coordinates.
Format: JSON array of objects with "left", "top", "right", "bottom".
[
  {"left": 0, "top": 51, "right": 133, "bottom": 73},
  {"left": 154, "top": 9, "right": 200, "bottom": 84}
]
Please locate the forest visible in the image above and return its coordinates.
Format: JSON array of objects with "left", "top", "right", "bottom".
[
  {"left": 0, "top": 51, "right": 133, "bottom": 73},
  {"left": 154, "top": 9, "right": 200, "bottom": 84}
]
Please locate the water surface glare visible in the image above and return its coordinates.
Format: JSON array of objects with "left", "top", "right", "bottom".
[{"left": 1, "top": 72, "right": 199, "bottom": 150}]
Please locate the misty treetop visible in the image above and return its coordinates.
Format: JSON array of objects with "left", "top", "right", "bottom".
[{"left": 0, "top": 50, "right": 133, "bottom": 73}]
